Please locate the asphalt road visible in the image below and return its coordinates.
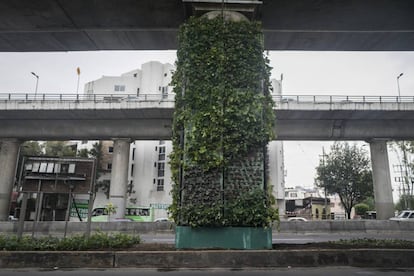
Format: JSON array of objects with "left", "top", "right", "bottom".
[
  {"left": 141, "top": 232, "right": 414, "bottom": 244},
  {"left": 1, "top": 268, "right": 414, "bottom": 276}
]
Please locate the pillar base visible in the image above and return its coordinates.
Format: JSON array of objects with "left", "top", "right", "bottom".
[{"left": 175, "top": 226, "right": 272, "bottom": 250}]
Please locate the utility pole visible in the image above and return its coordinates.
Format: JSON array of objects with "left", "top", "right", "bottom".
[{"left": 320, "top": 147, "right": 329, "bottom": 219}]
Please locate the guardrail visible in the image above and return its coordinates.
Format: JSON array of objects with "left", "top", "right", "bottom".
[
  {"left": 0, "top": 93, "right": 413, "bottom": 104},
  {"left": 273, "top": 95, "right": 414, "bottom": 103},
  {"left": 0, "top": 93, "right": 175, "bottom": 102}
]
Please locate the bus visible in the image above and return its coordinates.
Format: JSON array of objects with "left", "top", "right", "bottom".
[{"left": 91, "top": 206, "right": 154, "bottom": 222}]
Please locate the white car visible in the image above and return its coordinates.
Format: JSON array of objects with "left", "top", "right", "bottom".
[
  {"left": 389, "top": 210, "right": 414, "bottom": 221},
  {"left": 154, "top": 217, "right": 170, "bottom": 222},
  {"left": 287, "top": 217, "right": 308, "bottom": 222}
]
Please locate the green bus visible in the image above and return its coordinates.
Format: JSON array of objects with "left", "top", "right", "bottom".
[{"left": 91, "top": 206, "right": 154, "bottom": 222}]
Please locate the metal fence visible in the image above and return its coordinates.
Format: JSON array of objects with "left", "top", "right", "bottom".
[
  {"left": 0, "top": 93, "right": 413, "bottom": 104},
  {"left": 272, "top": 95, "right": 414, "bottom": 103},
  {"left": 0, "top": 93, "right": 175, "bottom": 102}
]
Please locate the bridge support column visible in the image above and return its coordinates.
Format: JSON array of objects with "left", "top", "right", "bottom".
[
  {"left": 369, "top": 140, "right": 394, "bottom": 220},
  {"left": 109, "top": 139, "right": 130, "bottom": 220},
  {"left": 0, "top": 139, "right": 21, "bottom": 221}
]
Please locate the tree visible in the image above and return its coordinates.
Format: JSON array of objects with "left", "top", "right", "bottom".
[
  {"left": 89, "top": 142, "right": 110, "bottom": 198},
  {"left": 20, "top": 141, "right": 43, "bottom": 156},
  {"left": 43, "top": 141, "right": 76, "bottom": 157},
  {"left": 315, "top": 142, "right": 373, "bottom": 219}
]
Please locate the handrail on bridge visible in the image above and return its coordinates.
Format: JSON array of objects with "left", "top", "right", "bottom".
[
  {"left": 273, "top": 95, "right": 414, "bottom": 104},
  {"left": 0, "top": 93, "right": 175, "bottom": 102},
  {"left": 0, "top": 93, "right": 413, "bottom": 104}
]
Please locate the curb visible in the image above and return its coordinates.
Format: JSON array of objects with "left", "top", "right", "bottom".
[{"left": 1, "top": 249, "right": 414, "bottom": 269}]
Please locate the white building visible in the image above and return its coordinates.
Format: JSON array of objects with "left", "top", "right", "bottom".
[{"left": 81, "top": 61, "right": 285, "bottom": 220}]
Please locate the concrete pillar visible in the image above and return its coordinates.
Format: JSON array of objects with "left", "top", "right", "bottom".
[
  {"left": 0, "top": 139, "right": 21, "bottom": 221},
  {"left": 109, "top": 139, "right": 130, "bottom": 220},
  {"left": 369, "top": 140, "right": 394, "bottom": 220}
]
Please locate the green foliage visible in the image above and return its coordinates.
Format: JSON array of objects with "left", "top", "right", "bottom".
[
  {"left": 395, "top": 194, "right": 414, "bottom": 211},
  {"left": 169, "top": 16, "right": 277, "bottom": 228},
  {"left": 43, "top": 141, "right": 76, "bottom": 157},
  {"left": 77, "top": 148, "right": 90, "bottom": 157},
  {"left": 354, "top": 203, "right": 369, "bottom": 216},
  {"left": 21, "top": 141, "right": 43, "bottom": 156},
  {"left": 329, "top": 238, "right": 414, "bottom": 249},
  {"left": 0, "top": 232, "right": 140, "bottom": 251},
  {"left": 89, "top": 142, "right": 111, "bottom": 198},
  {"left": 360, "top": 196, "right": 375, "bottom": 211},
  {"left": 315, "top": 142, "right": 373, "bottom": 219}
]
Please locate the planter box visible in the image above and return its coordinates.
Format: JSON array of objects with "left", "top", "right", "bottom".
[{"left": 175, "top": 226, "right": 272, "bottom": 249}]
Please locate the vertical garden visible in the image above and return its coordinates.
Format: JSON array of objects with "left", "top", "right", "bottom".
[{"left": 169, "top": 13, "right": 277, "bottom": 248}]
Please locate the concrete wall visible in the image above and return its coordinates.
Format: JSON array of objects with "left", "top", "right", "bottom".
[{"left": 2, "top": 220, "right": 414, "bottom": 236}]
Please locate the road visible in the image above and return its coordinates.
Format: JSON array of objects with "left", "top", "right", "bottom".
[
  {"left": 0, "top": 268, "right": 413, "bottom": 276},
  {"left": 140, "top": 232, "right": 414, "bottom": 244}
]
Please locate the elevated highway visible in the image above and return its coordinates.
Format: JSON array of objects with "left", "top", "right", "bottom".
[
  {"left": 0, "top": 93, "right": 410, "bottom": 220},
  {"left": 0, "top": 0, "right": 413, "bottom": 51},
  {"left": 1, "top": 93, "right": 414, "bottom": 141}
]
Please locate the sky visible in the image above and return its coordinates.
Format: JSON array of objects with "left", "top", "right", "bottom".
[{"left": 1, "top": 50, "right": 414, "bottom": 200}]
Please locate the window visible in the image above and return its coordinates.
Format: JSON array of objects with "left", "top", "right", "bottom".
[
  {"left": 132, "top": 148, "right": 135, "bottom": 160},
  {"left": 114, "top": 85, "right": 126, "bottom": 92},
  {"left": 133, "top": 73, "right": 137, "bottom": 77},
  {"left": 164, "top": 73, "right": 167, "bottom": 77},
  {"left": 162, "top": 86, "right": 168, "bottom": 98},
  {"left": 61, "top": 164, "right": 69, "bottom": 173},
  {"left": 46, "top": 163, "right": 54, "bottom": 173},
  {"left": 108, "top": 146, "right": 113, "bottom": 153},
  {"left": 39, "top": 162, "right": 47, "bottom": 173},
  {"left": 68, "top": 164, "right": 76, "bottom": 174},
  {"left": 137, "top": 88, "right": 140, "bottom": 95},
  {"left": 158, "top": 146, "right": 165, "bottom": 161},
  {"left": 157, "top": 162, "right": 165, "bottom": 177},
  {"left": 131, "top": 164, "right": 134, "bottom": 177},
  {"left": 107, "top": 163, "right": 112, "bottom": 170},
  {"left": 157, "top": 179, "right": 164, "bottom": 191}
]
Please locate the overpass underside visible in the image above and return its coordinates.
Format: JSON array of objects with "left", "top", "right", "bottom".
[{"left": 0, "top": 0, "right": 413, "bottom": 51}]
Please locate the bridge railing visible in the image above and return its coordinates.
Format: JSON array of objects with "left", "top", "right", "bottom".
[
  {"left": 1, "top": 93, "right": 413, "bottom": 104},
  {"left": 0, "top": 93, "right": 175, "bottom": 102},
  {"left": 272, "top": 95, "right": 414, "bottom": 103}
]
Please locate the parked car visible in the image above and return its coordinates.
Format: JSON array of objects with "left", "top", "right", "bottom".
[
  {"left": 154, "top": 217, "right": 169, "bottom": 222},
  {"left": 287, "top": 217, "right": 308, "bottom": 222},
  {"left": 389, "top": 210, "right": 414, "bottom": 221}
]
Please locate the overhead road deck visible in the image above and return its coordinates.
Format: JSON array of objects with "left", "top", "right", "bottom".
[
  {"left": 0, "top": 0, "right": 413, "bottom": 52},
  {"left": 2, "top": 93, "right": 414, "bottom": 141}
]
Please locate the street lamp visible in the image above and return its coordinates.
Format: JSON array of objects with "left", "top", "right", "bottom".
[
  {"left": 31, "top": 72, "right": 39, "bottom": 99},
  {"left": 397, "top": 73, "right": 404, "bottom": 99}
]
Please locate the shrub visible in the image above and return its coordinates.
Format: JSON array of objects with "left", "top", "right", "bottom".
[{"left": 0, "top": 232, "right": 140, "bottom": 251}]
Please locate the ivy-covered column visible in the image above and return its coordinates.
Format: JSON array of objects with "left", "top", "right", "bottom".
[{"left": 170, "top": 12, "right": 277, "bottom": 249}]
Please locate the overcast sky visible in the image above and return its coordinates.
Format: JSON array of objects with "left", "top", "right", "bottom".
[{"left": 1, "top": 50, "right": 413, "bottom": 199}]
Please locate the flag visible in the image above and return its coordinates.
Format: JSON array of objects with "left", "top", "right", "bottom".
[{"left": 77, "top": 67, "right": 81, "bottom": 75}]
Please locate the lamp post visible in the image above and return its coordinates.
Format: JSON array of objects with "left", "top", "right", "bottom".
[
  {"left": 76, "top": 67, "right": 81, "bottom": 99},
  {"left": 31, "top": 72, "right": 39, "bottom": 99},
  {"left": 397, "top": 73, "right": 404, "bottom": 99}
]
